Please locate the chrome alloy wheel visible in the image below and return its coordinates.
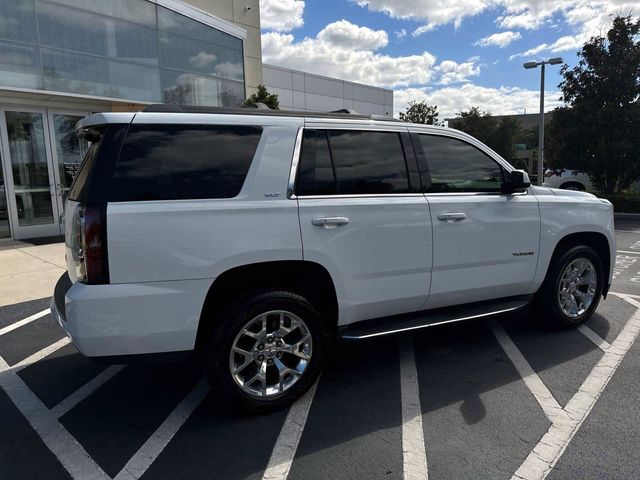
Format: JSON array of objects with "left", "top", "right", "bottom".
[
  {"left": 557, "top": 258, "right": 598, "bottom": 319},
  {"left": 229, "top": 310, "right": 313, "bottom": 398}
]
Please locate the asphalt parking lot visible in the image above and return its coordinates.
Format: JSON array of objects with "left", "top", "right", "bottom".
[{"left": 1, "top": 219, "right": 639, "bottom": 480}]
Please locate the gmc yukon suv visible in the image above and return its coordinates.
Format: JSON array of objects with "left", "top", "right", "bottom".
[{"left": 52, "top": 105, "right": 616, "bottom": 410}]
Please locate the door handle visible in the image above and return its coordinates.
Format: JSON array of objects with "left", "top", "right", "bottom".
[
  {"left": 437, "top": 212, "right": 466, "bottom": 222},
  {"left": 312, "top": 217, "right": 350, "bottom": 228}
]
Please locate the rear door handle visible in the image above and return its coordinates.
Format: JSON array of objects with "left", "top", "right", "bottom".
[
  {"left": 437, "top": 212, "right": 467, "bottom": 222},
  {"left": 312, "top": 217, "right": 350, "bottom": 228}
]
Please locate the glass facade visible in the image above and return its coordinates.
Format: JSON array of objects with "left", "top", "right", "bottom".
[{"left": 0, "top": 0, "right": 245, "bottom": 106}]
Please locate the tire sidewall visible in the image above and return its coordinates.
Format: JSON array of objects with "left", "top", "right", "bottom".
[
  {"left": 544, "top": 245, "right": 604, "bottom": 327},
  {"left": 206, "top": 290, "right": 326, "bottom": 411}
]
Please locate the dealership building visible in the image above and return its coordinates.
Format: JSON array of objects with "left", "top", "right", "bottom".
[{"left": 0, "top": 0, "right": 393, "bottom": 240}]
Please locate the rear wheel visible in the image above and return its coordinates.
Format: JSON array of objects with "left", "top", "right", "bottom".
[
  {"left": 533, "top": 245, "right": 603, "bottom": 328},
  {"left": 201, "top": 290, "right": 327, "bottom": 411}
]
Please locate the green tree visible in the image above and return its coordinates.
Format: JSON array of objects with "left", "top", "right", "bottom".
[
  {"left": 451, "top": 107, "right": 521, "bottom": 161},
  {"left": 244, "top": 84, "right": 280, "bottom": 110},
  {"left": 547, "top": 15, "right": 640, "bottom": 193},
  {"left": 399, "top": 101, "right": 443, "bottom": 125}
]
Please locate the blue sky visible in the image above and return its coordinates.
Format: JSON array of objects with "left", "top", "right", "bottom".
[{"left": 259, "top": 0, "right": 634, "bottom": 117}]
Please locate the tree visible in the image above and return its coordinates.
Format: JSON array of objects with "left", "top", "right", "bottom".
[
  {"left": 399, "top": 101, "right": 443, "bottom": 125},
  {"left": 451, "top": 107, "right": 521, "bottom": 161},
  {"left": 546, "top": 15, "right": 640, "bottom": 193},
  {"left": 244, "top": 84, "right": 280, "bottom": 110}
]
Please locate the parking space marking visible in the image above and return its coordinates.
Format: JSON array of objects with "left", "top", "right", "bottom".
[
  {"left": 51, "top": 365, "right": 126, "bottom": 419},
  {"left": 114, "top": 381, "right": 209, "bottom": 480},
  {"left": 513, "top": 294, "right": 640, "bottom": 480},
  {"left": 0, "top": 308, "right": 50, "bottom": 336},
  {"left": 399, "top": 336, "right": 428, "bottom": 480},
  {"left": 577, "top": 325, "right": 611, "bottom": 351},
  {"left": 13, "top": 337, "right": 71, "bottom": 372},
  {"left": 489, "top": 321, "right": 568, "bottom": 425},
  {"left": 0, "top": 353, "right": 109, "bottom": 480},
  {"left": 262, "top": 379, "right": 319, "bottom": 480},
  {"left": 617, "top": 250, "right": 640, "bottom": 255}
]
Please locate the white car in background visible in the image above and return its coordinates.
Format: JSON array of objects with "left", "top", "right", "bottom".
[{"left": 544, "top": 169, "right": 640, "bottom": 192}]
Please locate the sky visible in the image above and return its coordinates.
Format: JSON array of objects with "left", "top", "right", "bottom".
[{"left": 258, "top": 0, "right": 637, "bottom": 118}]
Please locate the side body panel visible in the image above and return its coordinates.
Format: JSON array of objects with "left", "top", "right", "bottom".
[
  {"left": 531, "top": 186, "right": 616, "bottom": 289},
  {"left": 424, "top": 192, "right": 541, "bottom": 309},
  {"left": 107, "top": 123, "right": 303, "bottom": 284},
  {"left": 298, "top": 195, "right": 432, "bottom": 325}
]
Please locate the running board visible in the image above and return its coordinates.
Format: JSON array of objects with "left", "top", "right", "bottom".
[{"left": 339, "top": 295, "right": 532, "bottom": 340}]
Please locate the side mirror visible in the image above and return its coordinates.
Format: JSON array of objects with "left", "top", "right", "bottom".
[{"left": 502, "top": 170, "right": 531, "bottom": 193}]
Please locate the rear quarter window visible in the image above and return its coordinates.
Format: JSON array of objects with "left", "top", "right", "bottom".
[{"left": 109, "top": 124, "right": 262, "bottom": 201}]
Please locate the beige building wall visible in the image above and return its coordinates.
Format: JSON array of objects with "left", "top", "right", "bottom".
[{"left": 185, "top": 0, "right": 263, "bottom": 98}]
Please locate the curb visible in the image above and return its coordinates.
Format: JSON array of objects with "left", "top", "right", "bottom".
[{"left": 614, "top": 213, "right": 640, "bottom": 219}]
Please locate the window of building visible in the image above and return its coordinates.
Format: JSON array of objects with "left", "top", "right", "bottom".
[
  {"left": 296, "top": 129, "right": 411, "bottom": 195},
  {"left": 418, "top": 135, "right": 504, "bottom": 193},
  {"left": 109, "top": 125, "right": 262, "bottom": 201},
  {"left": 0, "top": 0, "right": 246, "bottom": 107}
]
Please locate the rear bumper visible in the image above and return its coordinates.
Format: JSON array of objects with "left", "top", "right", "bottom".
[{"left": 51, "top": 273, "right": 212, "bottom": 358}]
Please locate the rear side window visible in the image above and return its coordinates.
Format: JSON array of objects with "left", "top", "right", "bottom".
[
  {"left": 109, "top": 125, "right": 262, "bottom": 201},
  {"left": 418, "top": 134, "right": 504, "bottom": 193},
  {"left": 296, "top": 129, "right": 410, "bottom": 195}
]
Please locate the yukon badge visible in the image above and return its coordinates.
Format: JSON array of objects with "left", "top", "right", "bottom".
[{"left": 512, "top": 251, "right": 535, "bottom": 257}]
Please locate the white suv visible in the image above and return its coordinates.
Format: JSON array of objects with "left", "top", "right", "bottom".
[{"left": 52, "top": 105, "right": 616, "bottom": 410}]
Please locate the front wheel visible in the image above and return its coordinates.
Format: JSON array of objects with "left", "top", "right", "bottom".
[
  {"left": 201, "top": 290, "right": 328, "bottom": 411},
  {"left": 533, "top": 245, "right": 604, "bottom": 328}
]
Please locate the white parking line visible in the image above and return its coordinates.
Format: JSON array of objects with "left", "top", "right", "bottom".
[
  {"left": 399, "top": 336, "right": 428, "bottom": 480},
  {"left": 51, "top": 365, "right": 126, "bottom": 419},
  {"left": 262, "top": 379, "right": 319, "bottom": 480},
  {"left": 617, "top": 250, "right": 640, "bottom": 255},
  {"left": 577, "top": 325, "right": 611, "bottom": 351},
  {"left": 13, "top": 337, "right": 71, "bottom": 372},
  {"left": 0, "top": 353, "right": 109, "bottom": 480},
  {"left": 114, "top": 381, "right": 210, "bottom": 480},
  {"left": 489, "top": 321, "right": 568, "bottom": 425},
  {"left": 0, "top": 308, "right": 50, "bottom": 337},
  {"left": 512, "top": 294, "right": 640, "bottom": 480}
]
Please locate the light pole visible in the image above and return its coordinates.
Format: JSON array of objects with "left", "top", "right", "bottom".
[{"left": 523, "top": 57, "right": 563, "bottom": 185}]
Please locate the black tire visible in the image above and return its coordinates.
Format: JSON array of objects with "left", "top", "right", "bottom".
[
  {"left": 559, "top": 181, "right": 586, "bottom": 191},
  {"left": 200, "top": 289, "right": 328, "bottom": 412},
  {"left": 533, "top": 245, "right": 604, "bottom": 328}
]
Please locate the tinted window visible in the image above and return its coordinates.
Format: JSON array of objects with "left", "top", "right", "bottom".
[
  {"left": 296, "top": 130, "right": 337, "bottom": 196},
  {"left": 110, "top": 125, "right": 261, "bottom": 201},
  {"left": 418, "top": 135, "right": 504, "bottom": 193},
  {"left": 329, "top": 130, "right": 409, "bottom": 194}
]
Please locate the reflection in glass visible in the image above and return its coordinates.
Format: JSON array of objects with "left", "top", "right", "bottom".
[
  {"left": 0, "top": 0, "right": 245, "bottom": 106},
  {"left": 0, "top": 155, "right": 10, "bottom": 238},
  {"left": 5, "top": 112, "right": 54, "bottom": 227},
  {"left": 52, "top": 114, "right": 89, "bottom": 205}
]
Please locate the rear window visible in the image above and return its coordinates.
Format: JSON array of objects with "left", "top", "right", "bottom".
[
  {"left": 296, "top": 129, "right": 411, "bottom": 196},
  {"left": 109, "top": 124, "right": 262, "bottom": 201}
]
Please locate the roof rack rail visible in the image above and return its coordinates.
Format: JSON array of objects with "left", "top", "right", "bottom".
[{"left": 141, "top": 103, "right": 402, "bottom": 122}]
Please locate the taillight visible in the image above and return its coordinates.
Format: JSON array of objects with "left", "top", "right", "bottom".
[{"left": 71, "top": 204, "right": 109, "bottom": 284}]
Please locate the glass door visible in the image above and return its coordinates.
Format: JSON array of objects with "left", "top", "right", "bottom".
[
  {"left": 47, "top": 110, "right": 90, "bottom": 219},
  {"left": 0, "top": 108, "right": 61, "bottom": 239}
]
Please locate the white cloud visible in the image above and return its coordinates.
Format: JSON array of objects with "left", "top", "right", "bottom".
[
  {"left": 188, "top": 51, "right": 217, "bottom": 68},
  {"left": 262, "top": 21, "right": 481, "bottom": 88},
  {"left": 395, "top": 28, "right": 407, "bottom": 38},
  {"left": 317, "top": 20, "right": 388, "bottom": 50},
  {"left": 475, "top": 31, "right": 522, "bottom": 47},
  {"left": 394, "top": 83, "right": 562, "bottom": 119},
  {"left": 260, "top": 0, "right": 305, "bottom": 32}
]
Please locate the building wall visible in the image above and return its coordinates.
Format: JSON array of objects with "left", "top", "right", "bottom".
[
  {"left": 186, "top": 0, "right": 263, "bottom": 97},
  {"left": 263, "top": 64, "right": 393, "bottom": 116}
]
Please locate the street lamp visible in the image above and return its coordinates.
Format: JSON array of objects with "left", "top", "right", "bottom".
[{"left": 523, "top": 57, "right": 563, "bottom": 185}]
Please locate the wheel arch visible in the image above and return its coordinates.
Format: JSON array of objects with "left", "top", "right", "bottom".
[
  {"left": 195, "top": 260, "right": 339, "bottom": 351},
  {"left": 546, "top": 231, "right": 611, "bottom": 297}
]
